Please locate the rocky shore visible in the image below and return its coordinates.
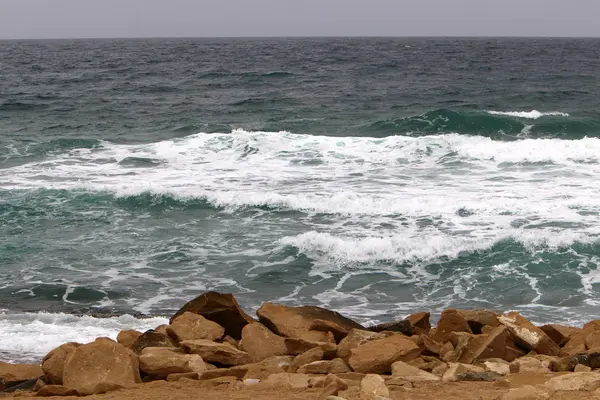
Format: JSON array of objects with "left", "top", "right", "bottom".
[{"left": 2, "top": 292, "right": 600, "bottom": 399}]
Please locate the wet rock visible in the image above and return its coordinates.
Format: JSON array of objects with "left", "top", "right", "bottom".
[
  {"left": 257, "top": 303, "right": 363, "bottom": 339},
  {"left": 433, "top": 309, "right": 472, "bottom": 344},
  {"left": 239, "top": 321, "right": 288, "bottom": 362},
  {"left": 170, "top": 291, "right": 255, "bottom": 340},
  {"left": 181, "top": 339, "right": 251, "bottom": 366},
  {"left": 498, "top": 312, "right": 560, "bottom": 356},
  {"left": 166, "top": 312, "right": 225, "bottom": 343},
  {"left": 349, "top": 333, "right": 420, "bottom": 374}
]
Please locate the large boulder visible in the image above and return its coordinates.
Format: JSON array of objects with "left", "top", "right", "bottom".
[
  {"left": 545, "top": 372, "right": 600, "bottom": 391},
  {"left": 391, "top": 361, "right": 440, "bottom": 382},
  {"left": 561, "top": 321, "right": 600, "bottom": 355},
  {"left": 539, "top": 324, "right": 581, "bottom": 347},
  {"left": 498, "top": 312, "right": 559, "bottom": 356},
  {"left": 585, "top": 331, "right": 600, "bottom": 350},
  {"left": 407, "top": 312, "right": 431, "bottom": 335},
  {"left": 130, "top": 329, "right": 175, "bottom": 355},
  {"left": 170, "top": 291, "right": 255, "bottom": 340},
  {"left": 509, "top": 357, "right": 551, "bottom": 374},
  {"left": 62, "top": 338, "right": 141, "bottom": 395},
  {"left": 239, "top": 321, "right": 288, "bottom": 362},
  {"left": 310, "top": 319, "right": 353, "bottom": 342},
  {"left": 433, "top": 309, "right": 472, "bottom": 344},
  {"left": 337, "top": 329, "right": 384, "bottom": 360},
  {"left": 167, "top": 312, "right": 225, "bottom": 343},
  {"left": 181, "top": 339, "right": 251, "bottom": 366},
  {"left": 139, "top": 347, "right": 207, "bottom": 379},
  {"left": 41, "top": 342, "right": 81, "bottom": 385},
  {"left": 457, "top": 326, "right": 507, "bottom": 364},
  {"left": 0, "top": 362, "right": 43, "bottom": 388},
  {"left": 256, "top": 302, "right": 363, "bottom": 339},
  {"left": 349, "top": 333, "right": 421, "bottom": 374},
  {"left": 116, "top": 330, "right": 142, "bottom": 348}
]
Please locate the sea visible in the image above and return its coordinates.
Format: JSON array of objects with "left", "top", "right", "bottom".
[{"left": 1, "top": 37, "right": 600, "bottom": 362}]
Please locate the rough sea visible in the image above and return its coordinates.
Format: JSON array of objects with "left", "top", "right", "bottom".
[{"left": 1, "top": 37, "right": 600, "bottom": 362}]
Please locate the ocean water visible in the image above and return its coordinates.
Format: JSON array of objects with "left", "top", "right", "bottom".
[{"left": 1, "top": 37, "right": 600, "bottom": 362}]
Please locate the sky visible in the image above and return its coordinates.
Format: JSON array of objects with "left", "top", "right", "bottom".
[{"left": 1, "top": 0, "right": 599, "bottom": 39}]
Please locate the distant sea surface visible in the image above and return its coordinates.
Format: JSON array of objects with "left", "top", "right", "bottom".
[{"left": 1, "top": 37, "right": 600, "bottom": 362}]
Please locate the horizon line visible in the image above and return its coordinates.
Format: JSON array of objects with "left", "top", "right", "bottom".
[{"left": 1, "top": 34, "right": 599, "bottom": 41}]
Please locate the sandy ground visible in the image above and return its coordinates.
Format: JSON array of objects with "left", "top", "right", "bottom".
[{"left": 6, "top": 374, "right": 600, "bottom": 400}]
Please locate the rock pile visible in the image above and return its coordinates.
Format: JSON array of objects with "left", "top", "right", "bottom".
[{"left": 3, "top": 291, "right": 600, "bottom": 399}]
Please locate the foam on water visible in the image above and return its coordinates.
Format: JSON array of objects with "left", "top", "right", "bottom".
[
  {"left": 486, "top": 110, "right": 571, "bottom": 119},
  {"left": 0, "top": 312, "right": 168, "bottom": 363}
]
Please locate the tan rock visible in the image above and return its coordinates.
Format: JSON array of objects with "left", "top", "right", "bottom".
[
  {"left": 575, "top": 364, "right": 592, "bottom": 372},
  {"left": 116, "top": 330, "right": 142, "bottom": 348},
  {"left": 545, "top": 372, "right": 600, "bottom": 391},
  {"left": 349, "top": 333, "right": 420, "bottom": 374},
  {"left": 139, "top": 347, "right": 207, "bottom": 379},
  {"left": 200, "top": 376, "right": 241, "bottom": 388},
  {"left": 299, "top": 330, "right": 335, "bottom": 343},
  {"left": 289, "top": 347, "right": 325, "bottom": 373},
  {"left": 317, "top": 374, "right": 348, "bottom": 399},
  {"left": 539, "top": 324, "right": 581, "bottom": 347},
  {"left": 310, "top": 319, "right": 353, "bottom": 343},
  {"left": 449, "top": 331, "right": 474, "bottom": 349},
  {"left": 433, "top": 309, "right": 472, "bottom": 344},
  {"left": 256, "top": 302, "right": 363, "bottom": 339},
  {"left": 457, "top": 326, "right": 507, "bottom": 364},
  {"left": 391, "top": 361, "right": 440, "bottom": 381},
  {"left": 242, "top": 355, "right": 295, "bottom": 379},
  {"left": 130, "top": 329, "right": 175, "bottom": 355},
  {"left": 360, "top": 374, "right": 389, "bottom": 400},
  {"left": 498, "top": 312, "right": 560, "bottom": 356},
  {"left": 166, "top": 312, "right": 225, "bottom": 343},
  {"left": 337, "top": 372, "right": 366, "bottom": 381},
  {"left": 170, "top": 291, "right": 255, "bottom": 340},
  {"left": 439, "top": 341, "right": 454, "bottom": 359},
  {"left": 585, "top": 330, "right": 600, "bottom": 350},
  {"left": 260, "top": 372, "right": 311, "bottom": 389},
  {"left": 416, "top": 334, "right": 441, "bottom": 356},
  {"left": 36, "top": 384, "right": 78, "bottom": 397},
  {"left": 41, "top": 342, "right": 80, "bottom": 385},
  {"left": 198, "top": 366, "right": 248, "bottom": 380},
  {"left": 456, "top": 309, "right": 500, "bottom": 333},
  {"left": 337, "top": 329, "right": 384, "bottom": 360},
  {"left": 483, "top": 359, "right": 510, "bottom": 375},
  {"left": 222, "top": 335, "right": 238, "bottom": 347},
  {"left": 239, "top": 321, "right": 288, "bottom": 362},
  {"left": 501, "top": 385, "right": 550, "bottom": 400},
  {"left": 297, "top": 358, "right": 351, "bottom": 374},
  {"left": 181, "top": 339, "right": 251, "bottom": 366},
  {"left": 32, "top": 378, "right": 46, "bottom": 392},
  {"left": 442, "top": 363, "right": 484, "bottom": 382},
  {"left": 62, "top": 338, "right": 141, "bottom": 395},
  {"left": 407, "top": 312, "right": 431, "bottom": 335},
  {"left": 0, "top": 361, "right": 43, "bottom": 386},
  {"left": 166, "top": 372, "right": 200, "bottom": 382},
  {"left": 155, "top": 324, "right": 169, "bottom": 337},
  {"left": 431, "top": 362, "right": 449, "bottom": 377},
  {"left": 508, "top": 356, "right": 550, "bottom": 374},
  {"left": 284, "top": 337, "right": 336, "bottom": 355},
  {"left": 504, "top": 345, "right": 527, "bottom": 362},
  {"left": 561, "top": 320, "right": 600, "bottom": 355},
  {"left": 92, "top": 382, "right": 126, "bottom": 394}
]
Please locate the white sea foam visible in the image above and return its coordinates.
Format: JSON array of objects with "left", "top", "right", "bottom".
[
  {"left": 0, "top": 312, "right": 168, "bottom": 362},
  {"left": 486, "top": 110, "right": 570, "bottom": 119}
]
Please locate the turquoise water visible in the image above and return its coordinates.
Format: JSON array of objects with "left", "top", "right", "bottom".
[{"left": 1, "top": 37, "right": 600, "bottom": 361}]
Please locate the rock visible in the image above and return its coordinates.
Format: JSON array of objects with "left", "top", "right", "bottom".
[
  {"left": 368, "top": 320, "right": 412, "bottom": 335},
  {"left": 242, "top": 355, "right": 295, "bottom": 379},
  {"left": 260, "top": 373, "right": 310, "bottom": 389},
  {"left": 198, "top": 366, "right": 248, "bottom": 380},
  {"left": 416, "top": 334, "right": 441, "bottom": 356},
  {"left": 501, "top": 385, "right": 550, "bottom": 400},
  {"left": 155, "top": 324, "right": 169, "bottom": 337},
  {"left": 498, "top": 312, "right": 560, "bottom": 356},
  {"left": 457, "top": 326, "right": 507, "bottom": 364},
  {"left": 166, "top": 312, "right": 225, "bottom": 343},
  {"left": 545, "top": 372, "right": 600, "bottom": 391},
  {"left": 0, "top": 362, "right": 43, "bottom": 387},
  {"left": 284, "top": 337, "right": 336, "bottom": 355},
  {"left": 483, "top": 359, "right": 510, "bottom": 375},
  {"left": 139, "top": 347, "right": 207, "bottom": 379},
  {"left": 504, "top": 345, "right": 527, "bottom": 362},
  {"left": 297, "top": 358, "right": 351, "bottom": 374},
  {"left": 317, "top": 374, "right": 348, "bottom": 399},
  {"left": 439, "top": 341, "right": 454, "bottom": 359},
  {"left": 310, "top": 319, "right": 353, "bottom": 343},
  {"left": 449, "top": 331, "right": 473, "bottom": 349},
  {"left": 41, "top": 342, "right": 80, "bottom": 385},
  {"left": 92, "top": 382, "right": 126, "bottom": 394},
  {"left": 170, "top": 292, "right": 255, "bottom": 340},
  {"left": 456, "top": 309, "right": 500, "bottom": 334},
  {"left": 585, "top": 330, "right": 600, "bottom": 350},
  {"left": 442, "top": 363, "right": 485, "bottom": 382},
  {"left": 349, "top": 333, "right": 421, "bottom": 374},
  {"left": 62, "top": 338, "right": 141, "bottom": 396},
  {"left": 36, "top": 385, "right": 78, "bottom": 397},
  {"left": 391, "top": 361, "right": 440, "bottom": 381},
  {"left": 407, "top": 312, "right": 431, "bottom": 335},
  {"left": 337, "top": 329, "right": 384, "bottom": 360},
  {"left": 256, "top": 303, "right": 363, "bottom": 340},
  {"left": 32, "top": 379, "right": 46, "bottom": 392},
  {"left": 239, "top": 321, "right": 288, "bottom": 362},
  {"left": 222, "top": 335, "right": 238, "bottom": 347},
  {"left": 575, "top": 364, "right": 592, "bottom": 372},
  {"left": 337, "top": 372, "right": 367, "bottom": 381},
  {"left": 454, "top": 371, "right": 500, "bottom": 382},
  {"left": 298, "top": 330, "right": 335, "bottom": 343},
  {"left": 561, "top": 320, "right": 600, "bottom": 355},
  {"left": 431, "top": 362, "right": 449, "bottom": 377},
  {"left": 360, "top": 374, "right": 389, "bottom": 400},
  {"left": 508, "top": 357, "right": 550, "bottom": 374},
  {"left": 181, "top": 339, "right": 251, "bottom": 366},
  {"left": 116, "top": 330, "right": 142, "bottom": 348},
  {"left": 200, "top": 376, "right": 242, "bottom": 388},
  {"left": 166, "top": 372, "right": 200, "bottom": 382},
  {"left": 540, "top": 324, "right": 581, "bottom": 347},
  {"left": 289, "top": 347, "right": 325, "bottom": 373},
  {"left": 3, "top": 378, "right": 38, "bottom": 393},
  {"left": 130, "top": 330, "right": 175, "bottom": 355},
  {"left": 433, "top": 309, "right": 472, "bottom": 344}
]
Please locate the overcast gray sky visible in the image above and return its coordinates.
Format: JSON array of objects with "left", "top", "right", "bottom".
[{"left": 1, "top": 0, "right": 599, "bottom": 39}]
